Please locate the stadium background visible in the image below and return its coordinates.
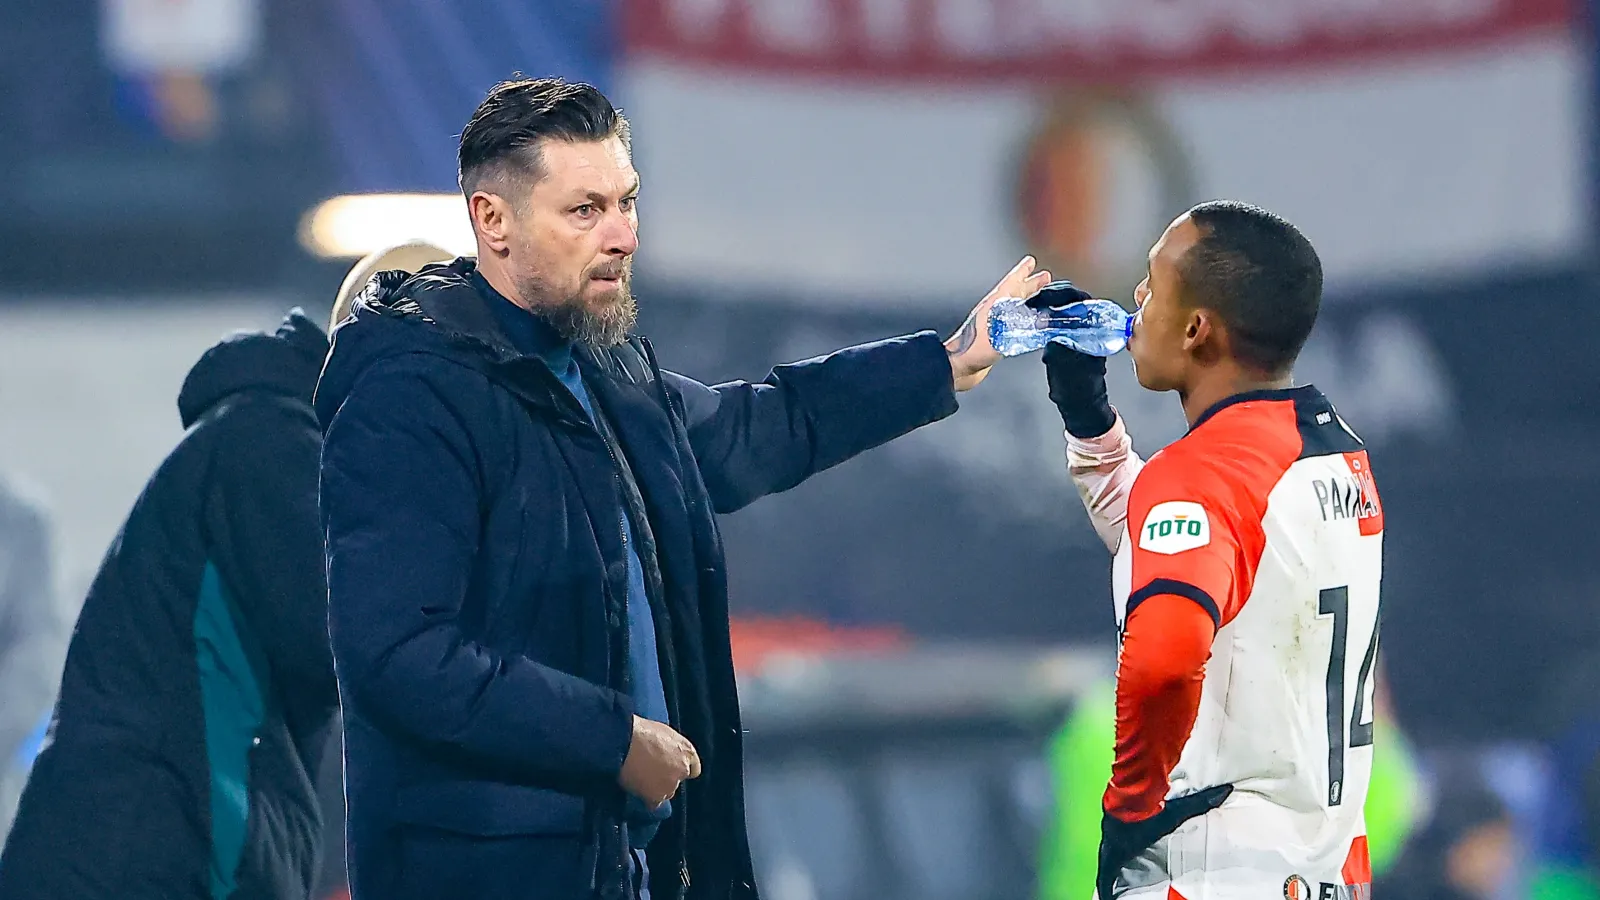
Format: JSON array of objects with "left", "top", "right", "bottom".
[{"left": 1, "top": 1, "right": 1597, "bottom": 898}]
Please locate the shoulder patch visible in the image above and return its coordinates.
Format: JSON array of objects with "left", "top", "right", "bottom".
[{"left": 1138, "top": 501, "right": 1211, "bottom": 555}]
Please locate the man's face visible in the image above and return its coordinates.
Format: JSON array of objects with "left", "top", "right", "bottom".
[
  {"left": 1128, "top": 214, "right": 1202, "bottom": 393},
  {"left": 503, "top": 135, "right": 640, "bottom": 346}
]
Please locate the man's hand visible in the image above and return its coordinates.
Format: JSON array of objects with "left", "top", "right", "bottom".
[
  {"left": 1033, "top": 279, "right": 1116, "bottom": 438},
  {"left": 619, "top": 716, "right": 701, "bottom": 809},
  {"left": 945, "top": 255, "right": 1052, "bottom": 392},
  {"left": 1095, "top": 784, "right": 1232, "bottom": 899}
]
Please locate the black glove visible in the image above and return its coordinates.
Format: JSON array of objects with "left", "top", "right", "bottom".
[
  {"left": 1028, "top": 281, "right": 1115, "bottom": 438},
  {"left": 1095, "top": 784, "right": 1233, "bottom": 900}
]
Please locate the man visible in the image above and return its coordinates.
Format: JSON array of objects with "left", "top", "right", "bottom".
[
  {"left": 0, "top": 477, "right": 60, "bottom": 844},
  {"left": 1374, "top": 772, "right": 1515, "bottom": 900},
  {"left": 1038, "top": 201, "right": 1383, "bottom": 898},
  {"left": 315, "top": 77, "right": 1047, "bottom": 900},
  {"left": 0, "top": 310, "right": 338, "bottom": 899},
  {"left": 329, "top": 239, "right": 455, "bottom": 333}
]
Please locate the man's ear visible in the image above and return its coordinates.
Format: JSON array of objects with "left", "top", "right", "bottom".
[
  {"left": 1185, "top": 308, "right": 1228, "bottom": 364},
  {"left": 469, "top": 191, "right": 514, "bottom": 254},
  {"left": 1183, "top": 308, "right": 1210, "bottom": 347}
]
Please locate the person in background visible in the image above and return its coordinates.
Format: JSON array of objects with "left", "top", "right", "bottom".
[
  {"left": 1525, "top": 650, "right": 1600, "bottom": 900},
  {"left": 328, "top": 240, "right": 457, "bottom": 334},
  {"left": 0, "top": 308, "right": 336, "bottom": 899},
  {"left": 0, "top": 477, "right": 61, "bottom": 845},
  {"left": 1364, "top": 668, "right": 1422, "bottom": 877},
  {"left": 1035, "top": 678, "right": 1116, "bottom": 900},
  {"left": 1374, "top": 771, "right": 1516, "bottom": 900}
]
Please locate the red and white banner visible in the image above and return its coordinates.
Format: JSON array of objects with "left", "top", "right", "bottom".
[
  {"left": 625, "top": 0, "right": 1572, "bottom": 82},
  {"left": 618, "top": 0, "right": 1584, "bottom": 303}
]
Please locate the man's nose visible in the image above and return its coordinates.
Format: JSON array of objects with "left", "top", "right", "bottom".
[{"left": 603, "top": 211, "right": 638, "bottom": 257}]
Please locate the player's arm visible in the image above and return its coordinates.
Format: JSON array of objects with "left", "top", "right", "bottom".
[
  {"left": 1096, "top": 460, "right": 1248, "bottom": 898},
  {"left": 1066, "top": 415, "right": 1143, "bottom": 553},
  {"left": 1108, "top": 462, "right": 1249, "bottom": 817},
  {"left": 1106, "top": 595, "right": 1216, "bottom": 819},
  {"left": 1041, "top": 343, "right": 1143, "bottom": 552}
]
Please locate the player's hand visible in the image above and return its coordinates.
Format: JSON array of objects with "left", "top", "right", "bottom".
[
  {"left": 1028, "top": 280, "right": 1116, "bottom": 438},
  {"left": 1095, "top": 784, "right": 1233, "bottom": 899},
  {"left": 945, "top": 256, "right": 1052, "bottom": 392},
  {"left": 618, "top": 716, "right": 701, "bottom": 810}
]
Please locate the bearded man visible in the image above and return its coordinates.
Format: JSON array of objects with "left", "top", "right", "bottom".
[{"left": 315, "top": 77, "right": 1049, "bottom": 900}]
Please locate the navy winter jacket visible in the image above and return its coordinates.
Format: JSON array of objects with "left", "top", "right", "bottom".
[{"left": 315, "top": 260, "right": 960, "bottom": 900}]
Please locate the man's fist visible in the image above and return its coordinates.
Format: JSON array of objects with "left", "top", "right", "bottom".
[{"left": 618, "top": 716, "right": 701, "bottom": 810}]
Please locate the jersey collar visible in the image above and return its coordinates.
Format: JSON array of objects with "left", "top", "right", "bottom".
[{"left": 1189, "top": 385, "right": 1325, "bottom": 433}]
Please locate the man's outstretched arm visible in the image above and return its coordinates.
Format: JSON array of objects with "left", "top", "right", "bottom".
[{"left": 667, "top": 256, "right": 1051, "bottom": 513}]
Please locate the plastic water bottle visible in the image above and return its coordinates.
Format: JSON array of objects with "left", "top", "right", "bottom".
[{"left": 988, "top": 296, "right": 1133, "bottom": 358}]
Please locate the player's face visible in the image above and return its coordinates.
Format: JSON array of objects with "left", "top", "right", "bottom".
[
  {"left": 1129, "top": 215, "right": 1201, "bottom": 393},
  {"left": 505, "top": 136, "right": 640, "bottom": 345}
]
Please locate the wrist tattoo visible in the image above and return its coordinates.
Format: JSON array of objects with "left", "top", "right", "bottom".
[{"left": 950, "top": 315, "right": 979, "bottom": 356}]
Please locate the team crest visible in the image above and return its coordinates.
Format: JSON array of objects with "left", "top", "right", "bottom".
[{"left": 1283, "top": 876, "right": 1312, "bottom": 900}]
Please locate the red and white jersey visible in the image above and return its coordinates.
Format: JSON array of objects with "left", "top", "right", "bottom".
[{"left": 1069, "top": 386, "right": 1383, "bottom": 898}]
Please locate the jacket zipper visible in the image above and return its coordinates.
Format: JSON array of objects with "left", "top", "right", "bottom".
[
  {"left": 599, "top": 436, "right": 630, "bottom": 690},
  {"left": 583, "top": 343, "right": 697, "bottom": 899},
  {"left": 637, "top": 338, "right": 696, "bottom": 900}
]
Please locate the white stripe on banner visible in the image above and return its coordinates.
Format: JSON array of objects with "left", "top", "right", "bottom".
[{"left": 618, "top": 28, "right": 1583, "bottom": 305}]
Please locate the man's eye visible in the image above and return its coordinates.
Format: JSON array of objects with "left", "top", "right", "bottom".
[
  {"left": 620, "top": 197, "right": 636, "bottom": 211},
  {"left": 574, "top": 204, "right": 595, "bottom": 217}
]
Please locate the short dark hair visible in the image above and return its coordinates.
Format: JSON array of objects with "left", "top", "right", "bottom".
[
  {"left": 1177, "top": 200, "right": 1323, "bottom": 374},
  {"left": 458, "top": 77, "right": 631, "bottom": 199}
]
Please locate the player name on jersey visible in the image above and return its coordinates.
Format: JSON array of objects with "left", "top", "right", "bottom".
[{"left": 1313, "top": 451, "right": 1384, "bottom": 536}]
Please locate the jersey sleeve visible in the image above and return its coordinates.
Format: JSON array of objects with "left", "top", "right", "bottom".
[
  {"left": 1104, "top": 593, "right": 1214, "bottom": 821},
  {"left": 1124, "top": 453, "right": 1257, "bottom": 629},
  {"left": 1064, "top": 414, "right": 1145, "bottom": 553}
]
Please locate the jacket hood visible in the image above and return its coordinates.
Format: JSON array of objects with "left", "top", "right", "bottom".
[
  {"left": 178, "top": 309, "right": 330, "bottom": 428},
  {"left": 313, "top": 258, "right": 555, "bottom": 431}
]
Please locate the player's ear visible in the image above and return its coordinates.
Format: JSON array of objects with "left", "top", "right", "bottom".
[
  {"left": 1183, "top": 308, "right": 1211, "bottom": 349},
  {"left": 1185, "top": 308, "right": 1229, "bottom": 365}
]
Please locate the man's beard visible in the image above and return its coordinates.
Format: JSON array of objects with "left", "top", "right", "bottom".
[{"left": 514, "top": 260, "right": 637, "bottom": 348}]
